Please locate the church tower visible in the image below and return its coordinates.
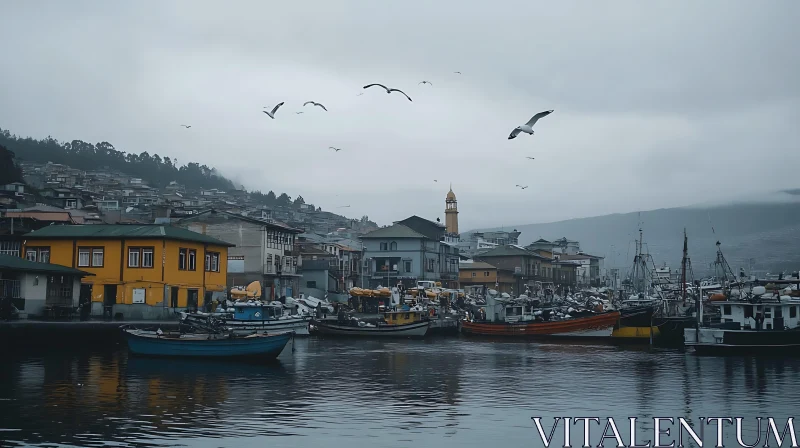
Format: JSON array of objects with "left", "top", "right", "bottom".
[{"left": 445, "top": 185, "right": 459, "bottom": 235}]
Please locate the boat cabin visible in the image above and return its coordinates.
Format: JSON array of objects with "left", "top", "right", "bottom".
[
  {"left": 383, "top": 310, "right": 426, "bottom": 325},
  {"left": 233, "top": 303, "right": 284, "bottom": 321},
  {"left": 714, "top": 300, "right": 800, "bottom": 330}
]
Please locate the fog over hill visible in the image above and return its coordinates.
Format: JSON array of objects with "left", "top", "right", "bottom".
[{"left": 472, "top": 190, "right": 800, "bottom": 277}]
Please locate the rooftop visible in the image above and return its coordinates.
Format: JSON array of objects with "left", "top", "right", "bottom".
[
  {"left": 474, "top": 244, "right": 549, "bottom": 259},
  {"left": 24, "top": 224, "right": 234, "bottom": 247},
  {"left": 0, "top": 254, "right": 93, "bottom": 276},
  {"left": 459, "top": 261, "right": 497, "bottom": 270},
  {"left": 361, "top": 224, "right": 427, "bottom": 240}
]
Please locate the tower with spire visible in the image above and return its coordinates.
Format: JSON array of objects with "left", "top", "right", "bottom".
[{"left": 445, "top": 184, "right": 459, "bottom": 236}]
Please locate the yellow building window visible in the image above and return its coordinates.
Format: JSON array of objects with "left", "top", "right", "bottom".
[
  {"left": 205, "top": 252, "right": 220, "bottom": 272},
  {"left": 128, "top": 247, "right": 155, "bottom": 268},
  {"left": 78, "top": 247, "right": 104, "bottom": 267},
  {"left": 25, "top": 246, "right": 50, "bottom": 263},
  {"left": 179, "top": 248, "right": 197, "bottom": 271}
]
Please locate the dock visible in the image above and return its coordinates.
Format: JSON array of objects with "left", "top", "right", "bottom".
[{"left": 0, "top": 319, "right": 180, "bottom": 348}]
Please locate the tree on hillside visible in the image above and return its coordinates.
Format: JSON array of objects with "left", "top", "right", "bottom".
[
  {"left": 0, "top": 144, "right": 23, "bottom": 184},
  {"left": 265, "top": 191, "right": 276, "bottom": 204},
  {"left": 0, "top": 128, "right": 236, "bottom": 191},
  {"left": 276, "top": 193, "right": 291, "bottom": 206},
  {"left": 293, "top": 195, "right": 305, "bottom": 206}
]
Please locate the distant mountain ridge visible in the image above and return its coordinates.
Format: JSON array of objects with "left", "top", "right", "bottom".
[{"left": 471, "top": 198, "right": 800, "bottom": 277}]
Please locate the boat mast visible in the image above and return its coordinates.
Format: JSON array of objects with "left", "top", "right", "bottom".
[{"left": 681, "top": 228, "right": 687, "bottom": 305}]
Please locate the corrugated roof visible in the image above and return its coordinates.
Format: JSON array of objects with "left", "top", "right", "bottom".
[
  {"left": 24, "top": 224, "right": 234, "bottom": 247},
  {"left": 0, "top": 254, "right": 94, "bottom": 276},
  {"left": 459, "top": 261, "right": 497, "bottom": 270},
  {"left": 361, "top": 224, "right": 427, "bottom": 239}
]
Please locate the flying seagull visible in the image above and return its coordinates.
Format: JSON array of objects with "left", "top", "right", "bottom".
[
  {"left": 526, "top": 157, "right": 535, "bottom": 160},
  {"left": 453, "top": 71, "right": 462, "bottom": 74},
  {"left": 508, "top": 110, "right": 554, "bottom": 139},
  {"left": 262, "top": 102, "right": 285, "bottom": 119},
  {"left": 434, "top": 179, "right": 438, "bottom": 182},
  {"left": 180, "top": 124, "right": 191, "bottom": 128},
  {"left": 295, "top": 111, "right": 304, "bottom": 114},
  {"left": 329, "top": 146, "right": 342, "bottom": 152},
  {"left": 418, "top": 81, "right": 433, "bottom": 86},
  {"left": 518, "top": 185, "right": 529, "bottom": 190},
  {"left": 363, "top": 83, "right": 412, "bottom": 102},
  {"left": 357, "top": 92, "right": 364, "bottom": 96},
  {"left": 304, "top": 101, "right": 328, "bottom": 111}
]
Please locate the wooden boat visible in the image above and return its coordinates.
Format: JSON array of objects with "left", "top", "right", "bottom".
[
  {"left": 121, "top": 327, "right": 294, "bottom": 360},
  {"left": 310, "top": 310, "right": 430, "bottom": 338},
  {"left": 611, "top": 303, "right": 660, "bottom": 342},
  {"left": 461, "top": 310, "right": 620, "bottom": 338}
]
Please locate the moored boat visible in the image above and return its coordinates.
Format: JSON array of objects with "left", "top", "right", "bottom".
[
  {"left": 461, "top": 311, "right": 620, "bottom": 338},
  {"left": 182, "top": 302, "right": 311, "bottom": 336},
  {"left": 460, "top": 289, "right": 620, "bottom": 339},
  {"left": 685, "top": 286, "right": 800, "bottom": 355},
  {"left": 310, "top": 310, "right": 430, "bottom": 338},
  {"left": 121, "top": 327, "right": 294, "bottom": 360}
]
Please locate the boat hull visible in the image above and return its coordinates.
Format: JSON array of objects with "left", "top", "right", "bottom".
[
  {"left": 429, "top": 318, "right": 460, "bottom": 336},
  {"left": 684, "top": 327, "right": 800, "bottom": 355},
  {"left": 460, "top": 311, "right": 620, "bottom": 339},
  {"left": 183, "top": 313, "right": 311, "bottom": 336},
  {"left": 123, "top": 329, "right": 292, "bottom": 360},
  {"left": 310, "top": 319, "right": 430, "bottom": 338},
  {"left": 611, "top": 305, "right": 659, "bottom": 343}
]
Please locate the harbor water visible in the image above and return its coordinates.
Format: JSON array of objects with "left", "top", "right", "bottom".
[{"left": 1, "top": 338, "right": 798, "bottom": 448}]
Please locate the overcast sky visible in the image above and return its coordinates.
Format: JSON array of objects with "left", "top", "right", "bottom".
[{"left": 1, "top": 1, "right": 798, "bottom": 230}]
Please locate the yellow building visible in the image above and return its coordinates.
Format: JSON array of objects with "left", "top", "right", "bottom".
[{"left": 22, "top": 224, "right": 233, "bottom": 318}]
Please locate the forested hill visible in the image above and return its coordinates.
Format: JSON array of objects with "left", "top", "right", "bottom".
[{"left": 0, "top": 128, "right": 235, "bottom": 191}]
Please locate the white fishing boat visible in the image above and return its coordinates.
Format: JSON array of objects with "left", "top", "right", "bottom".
[{"left": 182, "top": 301, "right": 311, "bottom": 336}]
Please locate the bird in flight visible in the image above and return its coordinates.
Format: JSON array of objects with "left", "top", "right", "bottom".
[
  {"left": 434, "top": 179, "right": 438, "bottom": 182},
  {"left": 363, "top": 83, "right": 412, "bottom": 102},
  {"left": 357, "top": 92, "right": 364, "bottom": 96},
  {"left": 418, "top": 81, "right": 433, "bottom": 86},
  {"left": 508, "top": 110, "right": 554, "bottom": 140},
  {"left": 262, "top": 102, "right": 285, "bottom": 119},
  {"left": 517, "top": 185, "right": 529, "bottom": 190},
  {"left": 304, "top": 101, "right": 328, "bottom": 111},
  {"left": 329, "top": 146, "right": 342, "bottom": 152},
  {"left": 295, "top": 111, "right": 304, "bottom": 114},
  {"left": 180, "top": 125, "right": 191, "bottom": 128},
  {"left": 526, "top": 157, "right": 535, "bottom": 160},
  {"left": 337, "top": 205, "right": 350, "bottom": 208},
  {"left": 453, "top": 71, "right": 462, "bottom": 74}
]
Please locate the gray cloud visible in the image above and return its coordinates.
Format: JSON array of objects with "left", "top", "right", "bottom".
[{"left": 1, "top": 0, "right": 798, "bottom": 230}]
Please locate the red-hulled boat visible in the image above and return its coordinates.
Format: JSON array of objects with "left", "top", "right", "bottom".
[{"left": 461, "top": 309, "right": 621, "bottom": 338}]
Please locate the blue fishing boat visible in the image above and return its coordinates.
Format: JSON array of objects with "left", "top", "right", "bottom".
[{"left": 121, "top": 327, "right": 294, "bottom": 360}]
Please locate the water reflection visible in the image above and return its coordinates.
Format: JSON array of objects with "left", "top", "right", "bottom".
[{"left": 1, "top": 339, "right": 799, "bottom": 448}]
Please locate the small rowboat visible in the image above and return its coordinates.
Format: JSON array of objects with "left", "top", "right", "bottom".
[{"left": 121, "top": 327, "right": 293, "bottom": 360}]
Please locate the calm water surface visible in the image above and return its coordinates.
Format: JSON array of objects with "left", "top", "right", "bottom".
[{"left": 1, "top": 338, "right": 797, "bottom": 448}]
